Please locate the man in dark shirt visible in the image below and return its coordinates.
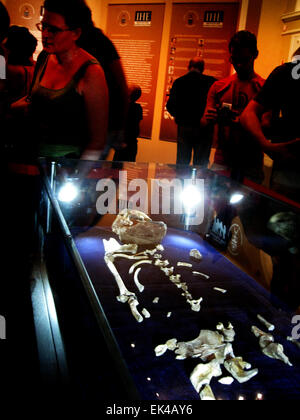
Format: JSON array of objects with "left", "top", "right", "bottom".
[
  {"left": 240, "top": 47, "right": 300, "bottom": 201},
  {"left": 166, "top": 57, "right": 216, "bottom": 166}
]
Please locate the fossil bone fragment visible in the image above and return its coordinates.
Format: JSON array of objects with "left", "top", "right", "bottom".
[
  {"left": 169, "top": 274, "right": 182, "bottom": 284},
  {"left": 152, "top": 297, "right": 160, "bottom": 304},
  {"left": 142, "top": 308, "right": 151, "bottom": 318},
  {"left": 136, "top": 245, "right": 163, "bottom": 257},
  {"left": 214, "top": 343, "right": 235, "bottom": 364},
  {"left": 104, "top": 248, "right": 145, "bottom": 322},
  {"left": 154, "top": 338, "right": 178, "bottom": 357},
  {"left": 166, "top": 338, "right": 178, "bottom": 351},
  {"left": 161, "top": 266, "right": 174, "bottom": 276},
  {"left": 187, "top": 297, "right": 203, "bottom": 312},
  {"left": 104, "top": 254, "right": 136, "bottom": 303},
  {"left": 218, "top": 376, "right": 234, "bottom": 385},
  {"left": 200, "top": 384, "right": 216, "bottom": 400},
  {"left": 129, "top": 259, "right": 152, "bottom": 274},
  {"left": 111, "top": 253, "right": 147, "bottom": 262},
  {"left": 192, "top": 271, "right": 210, "bottom": 280},
  {"left": 216, "top": 322, "right": 235, "bottom": 342},
  {"left": 251, "top": 326, "right": 274, "bottom": 346},
  {"left": 287, "top": 336, "right": 300, "bottom": 349},
  {"left": 133, "top": 268, "right": 144, "bottom": 292},
  {"left": 155, "top": 344, "right": 168, "bottom": 357},
  {"left": 190, "top": 359, "right": 222, "bottom": 393},
  {"left": 153, "top": 254, "right": 162, "bottom": 259},
  {"left": 262, "top": 342, "right": 293, "bottom": 366},
  {"left": 128, "top": 296, "right": 143, "bottom": 323},
  {"left": 154, "top": 259, "right": 170, "bottom": 268},
  {"left": 177, "top": 262, "right": 193, "bottom": 267},
  {"left": 257, "top": 314, "right": 275, "bottom": 331},
  {"left": 252, "top": 326, "right": 292, "bottom": 365},
  {"left": 175, "top": 330, "right": 224, "bottom": 360},
  {"left": 189, "top": 249, "right": 203, "bottom": 261},
  {"left": 103, "top": 238, "right": 138, "bottom": 254},
  {"left": 214, "top": 287, "right": 227, "bottom": 294},
  {"left": 112, "top": 209, "right": 167, "bottom": 245},
  {"left": 224, "top": 357, "right": 258, "bottom": 383}
]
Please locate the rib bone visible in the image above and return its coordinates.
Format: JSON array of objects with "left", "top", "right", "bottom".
[
  {"left": 257, "top": 314, "right": 275, "bottom": 331},
  {"left": 133, "top": 267, "right": 144, "bottom": 292},
  {"left": 129, "top": 259, "right": 152, "bottom": 274}
]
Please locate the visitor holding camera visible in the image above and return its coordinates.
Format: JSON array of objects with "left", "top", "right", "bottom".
[{"left": 201, "top": 31, "right": 266, "bottom": 184}]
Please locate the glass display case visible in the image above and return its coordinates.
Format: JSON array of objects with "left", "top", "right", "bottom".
[{"left": 34, "top": 157, "right": 300, "bottom": 402}]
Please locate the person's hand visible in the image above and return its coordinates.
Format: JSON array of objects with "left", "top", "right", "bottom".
[
  {"left": 265, "top": 141, "right": 297, "bottom": 162},
  {"left": 202, "top": 107, "right": 218, "bottom": 125}
]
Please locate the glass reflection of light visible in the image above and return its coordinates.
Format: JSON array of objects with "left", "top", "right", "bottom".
[
  {"left": 256, "top": 392, "right": 263, "bottom": 400},
  {"left": 181, "top": 185, "right": 203, "bottom": 214},
  {"left": 230, "top": 193, "right": 244, "bottom": 205},
  {"left": 58, "top": 181, "right": 79, "bottom": 203}
]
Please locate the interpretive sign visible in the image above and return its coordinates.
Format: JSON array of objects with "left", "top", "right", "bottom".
[{"left": 107, "top": 4, "right": 165, "bottom": 138}]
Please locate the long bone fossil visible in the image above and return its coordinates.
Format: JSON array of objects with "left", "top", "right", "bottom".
[{"left": 103, "top": 238, "right": 153, "bottom": 322}]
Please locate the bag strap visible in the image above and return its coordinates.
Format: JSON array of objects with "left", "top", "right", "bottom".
[{"left": 26, "top": 50, "right": 48, "bottom": 102}]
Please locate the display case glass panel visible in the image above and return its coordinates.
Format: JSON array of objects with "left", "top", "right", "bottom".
[{"left": 38, "top": 158, "right": 300, "bottom": 401}]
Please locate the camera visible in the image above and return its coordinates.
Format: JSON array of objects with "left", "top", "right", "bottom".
[{"left": 217, "top": 103, "right": 235, "bottom": 124}]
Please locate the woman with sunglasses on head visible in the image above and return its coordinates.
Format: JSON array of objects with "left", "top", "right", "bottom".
[{"left": 27, "top": 0, "right": 108, "bottom": 161}]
